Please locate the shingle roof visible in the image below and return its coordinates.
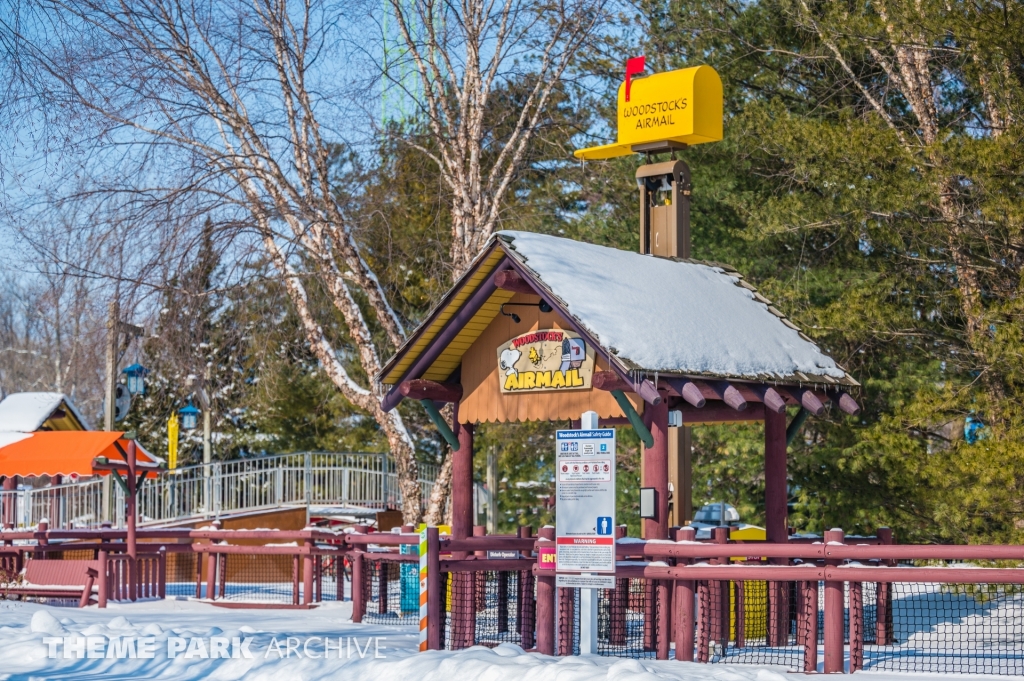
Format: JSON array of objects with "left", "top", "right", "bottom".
[
  {"left": 496, "top": 231, "right": 856, "bottom": 386},
  {"left": 376, "top": 231, "right": 857, "bottom": 392}
]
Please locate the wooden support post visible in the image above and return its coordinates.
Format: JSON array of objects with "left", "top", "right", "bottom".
[
  {"left": 292, "top": 554, "right": 300, "bottom": 606},
  {"left": 452, "top": 420, "right": 475, "bottom": 542},
  {"left": 194, "top": 549, "right": 202, "bottom": 600},
  {"left": 426, "top": 527, "right": 442, "bottom": 650},
  {"left": 696, "top": 580, "right": 711, "bottom": 663},
  {"left": 710, "top": 527, "right": 729, "bottom": 649},
  {"left": 474, "top": 526, "right": 486, "bottom": 612},
  {"left": 668, "top": 426, "right": 692, "bottom": 526},
  {"left": 644, "top": 399, "right": 670, "bottom": 539},
  {"left": 303, "top": 540, "right": 314, "bottom": 607},
  {"left": 876, "top": 527, "right": 893, "bottom": 646},
  {"left": 206, "top": 551, "right": 216, "bottom": 601},
  {"left": 674, "top": 526, "right": 696, "bottom": 661},
  {"left": 535, "top": 526, "right": 555, "bottom": 655},
  {"left": 764, "top": 408, "right": 788, "bottom": 647},
  {"left": 850, "top": 581, "right": 864, "bottom": 672},
  {"left": 81, "top": 568, "right": 97, "bottom": 608},
  {"left": 764, "top": 409, "right": 788, "bottom": 544},
  {"left": 158, "top": 549, "right": 166, "bottom": 600},
  {"left": 519, "top": 525, "right": 535, "bottom": 649},
  {"left": 735, "top": 580, "right": 745, "bottom": 648},
  {"left": 642, "top": 578, "right": 655, "bottom": 651},
  {"left": 823, "top": 528, "right": 845, "bottom": 673},
  {"left": 378, "top": 558, "right": 388, "bottom": 614},
  {"left": 98, "top": 550, "right": 108, "bottom": 609},
  {"left": 804, "top": 580, "right": 819, "bottom": 673},
  {"left": 218, "top": 553, "right": 226, "bottom": 599},
  {"left": 656, "top": 579, "right": 670, "bottom": 659},
  {"left": 351, "top": 551, "right": 364, "bottom": 619}
]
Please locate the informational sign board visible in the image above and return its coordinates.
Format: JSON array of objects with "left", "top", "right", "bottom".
[
  {"left": 555, "top": 428, "right": 616, "bottom": 574},
  {"left": 556, "top": 574, "right": 616, "bottom": 589},
  {"left": 497, "top": 329, "right": 595, "bottom": 394}
]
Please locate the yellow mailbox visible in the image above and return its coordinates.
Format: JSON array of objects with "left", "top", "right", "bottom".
[{"left": 575, "top": 65, "right": 723, "bottom": 160}]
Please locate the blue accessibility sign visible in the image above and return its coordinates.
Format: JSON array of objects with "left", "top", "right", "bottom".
[{"left": 596, "top": 517, "right": 613, "bottom": 535}]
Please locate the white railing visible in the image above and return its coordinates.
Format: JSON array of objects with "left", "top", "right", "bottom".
[{"left": 0, "top": 452, "right": 439, "bottom": 530}]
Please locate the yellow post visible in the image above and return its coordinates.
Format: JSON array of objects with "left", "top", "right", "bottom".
[{"left": 167, "top": 412, "right": 179, "bottom": 470}]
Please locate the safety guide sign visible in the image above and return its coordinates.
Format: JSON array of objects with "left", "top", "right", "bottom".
[{"left": 555, "top": 428, "right": 616, "bottom": 574}]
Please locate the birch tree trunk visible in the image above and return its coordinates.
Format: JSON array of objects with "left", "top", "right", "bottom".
[{"left": 17, "top": 0, "right": 428, "bottom": 521}]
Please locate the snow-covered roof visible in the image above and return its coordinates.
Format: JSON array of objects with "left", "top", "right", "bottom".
[
  {"left": 497, "top": 231, "right": 853, "bottom": 384},
  {"left": 0, "top": 392, "right": 92, "bottom": 432}
]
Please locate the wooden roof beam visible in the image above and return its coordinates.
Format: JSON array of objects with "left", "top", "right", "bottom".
[
  {"left": 678, "top": 403, "right": 765, "bottom": 424},
  {"left": 398, "top": 379, "right": 463, "bottom": 404},
  {"left": 660, "top": 378, "right": 705, "bottom": 408},
  {"left": 835, "top": 391, "right": 861, "bottom": 416},
  {"left": 744, "top": 385, "right": 788, "bottom": 414},
  {"left": 494, "top": 270, "right": 537, "bottom": 296},
  {"left": 691, "top": 379, "right": 747, "bottom": 411},
  {"left": 777, "top": 387, "right": 826, "bottom": 416},
  {"left": 592, "top": 371, "right": 662, "bottom": 406}
]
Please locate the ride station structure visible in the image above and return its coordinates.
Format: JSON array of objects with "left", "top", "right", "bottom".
[{"left": 371, "top": 62, "right": 886, "bottom": 664}]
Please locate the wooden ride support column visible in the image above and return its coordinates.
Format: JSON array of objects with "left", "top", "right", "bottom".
[
  {"left": 823, "top": 529, "right": 845, "bottom": 673},
  {"left": 674, "top": 526, "right": 696, "bottom": 662},
  {"left": 451, "top": 419, "right": 476, "bottom": 649},
  {"left": 764, "top": 408, "right": 789, "bottom": 647},
  {"left": 802, "top": 579, "right": 819, "bottom": 673},
  {"left": 643, "top": 400, "right": 671, "bottom": 540},
  {"left": 304, "top": 541, "right": 316, "bottom": 606},
  {"left": 535, "top": 526, "right": 555, "bottom": 655}
]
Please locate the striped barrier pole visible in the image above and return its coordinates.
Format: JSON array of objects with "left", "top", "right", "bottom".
[{"left": 419, "top": 527, "right": 428, "bottom": 651}]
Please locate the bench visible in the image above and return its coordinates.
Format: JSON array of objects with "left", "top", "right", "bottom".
[{"left": 5, "top": 559, "right": 100, "bottom": 607}]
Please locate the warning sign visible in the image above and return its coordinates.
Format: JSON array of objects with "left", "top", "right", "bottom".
[{"left": 555, "top": 429, "right": 616, "bottom": 574}]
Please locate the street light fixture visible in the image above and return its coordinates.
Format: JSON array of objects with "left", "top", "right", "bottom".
[
  {"left": 122, "top": 363, "right": 149, "bottom": 396},
  {"left": 178, "top": 403, "right": 200, "bottom": 431}
]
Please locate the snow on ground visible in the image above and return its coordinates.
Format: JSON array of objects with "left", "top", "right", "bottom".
[{"left": 1, "top": 598, "right": 1022, "bottom": 680}]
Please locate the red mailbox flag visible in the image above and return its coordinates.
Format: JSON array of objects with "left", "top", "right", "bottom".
[{"left": 625, "top": 56, "right": 646, "bottom": 102}]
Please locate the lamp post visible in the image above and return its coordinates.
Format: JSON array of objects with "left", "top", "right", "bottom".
[{"left": 179, "top": 402, "right": 208, "bottom": 515}]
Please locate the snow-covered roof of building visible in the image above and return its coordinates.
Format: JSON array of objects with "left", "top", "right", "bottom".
[
  {"left": 496, "top": 231, "right": 852, "bottom": 383},
  {"left": 0, "top": 392, "right": 92, "bottom": 432},
  {"left": 378, "top": 231, "right": 856, "bottom": 391}
]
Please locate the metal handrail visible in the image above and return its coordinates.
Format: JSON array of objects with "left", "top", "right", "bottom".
[{"left": 0, "top": 451, "right": 439, "bottom": 530}]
